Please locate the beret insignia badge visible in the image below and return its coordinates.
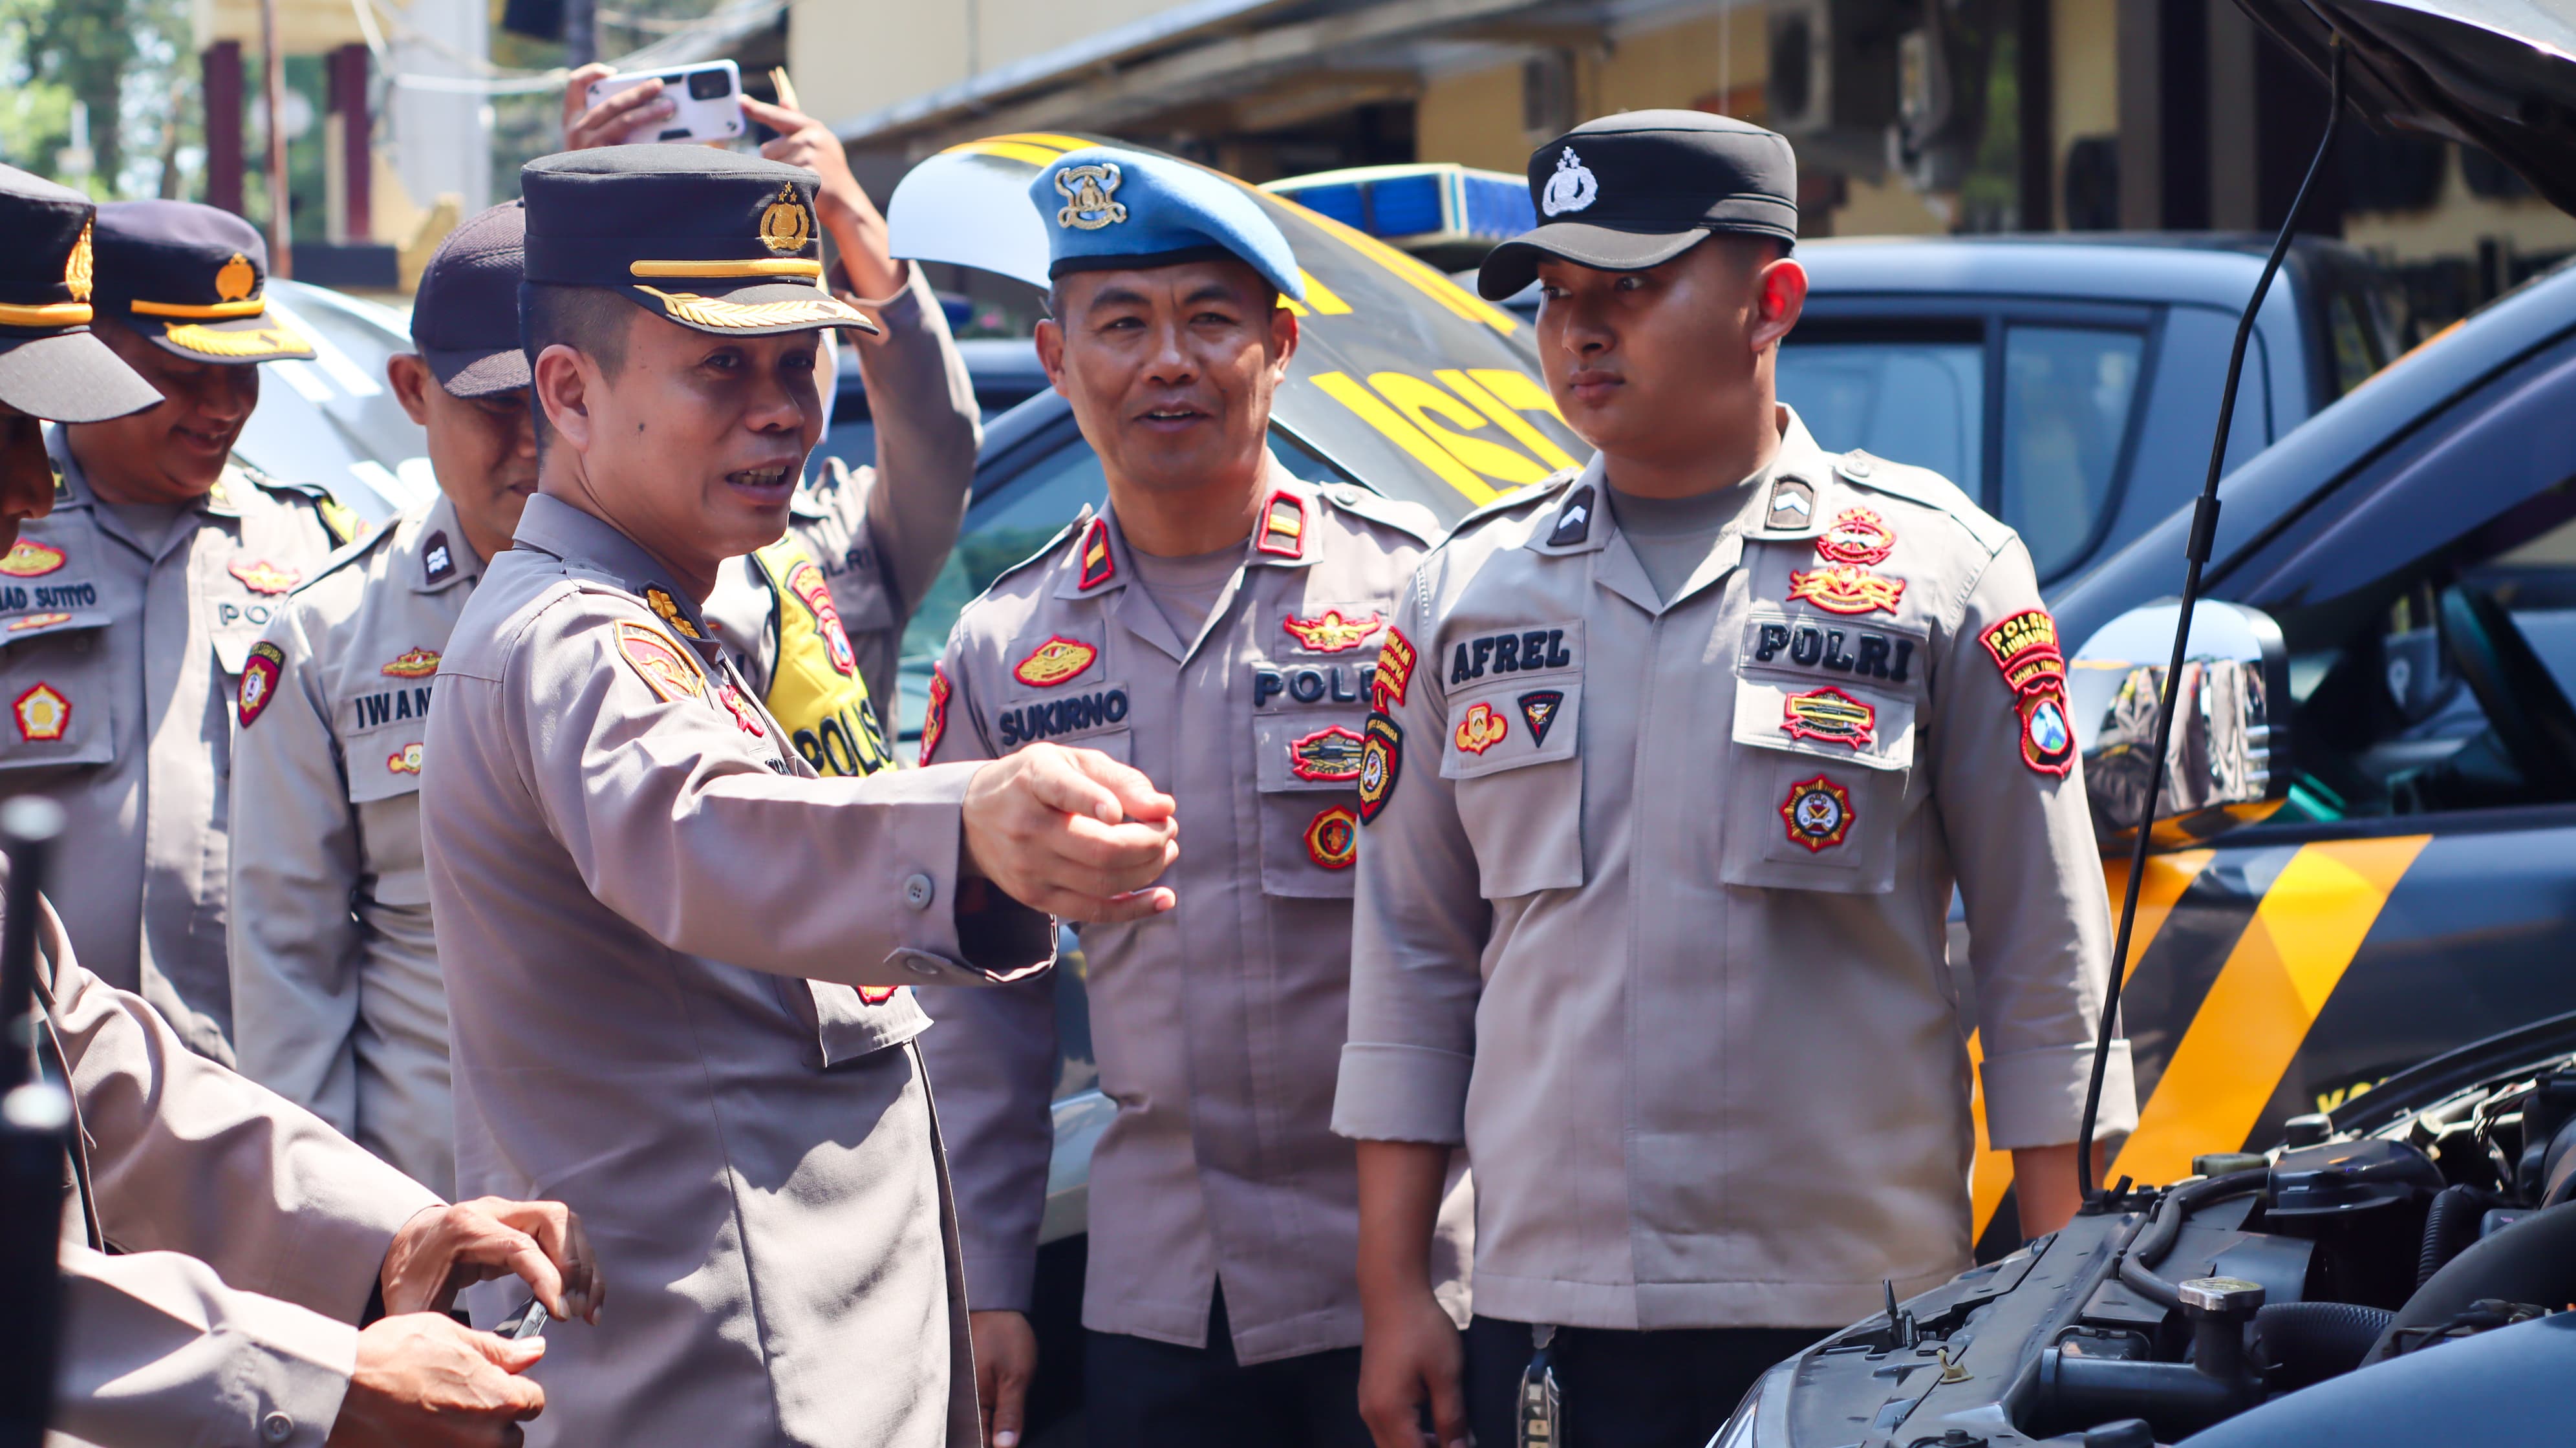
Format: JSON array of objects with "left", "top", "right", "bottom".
[
  {"left": 758, "top": 184, "right": 813, "bottom": 255},
  {"left": 14, "top": 683, "right": 70, "bottom": 741},
  {"left": 1305, "top": 805, "right": 1359, "bottom": 870},
  {"left": 1055, "top": 162, "right": 1128, "bottom": 230},
  {"left": 1014, "top": 636, "right": 1098, "bottom": 688},
  {"left": 215, "top": 252, "right": 257, "bottom": 303},
  {"left": 1780, "top": 774, "right": 1854, "bottom": 852},
  {"left": 65, "top": 218, "right": 92, "bottom": 303}
]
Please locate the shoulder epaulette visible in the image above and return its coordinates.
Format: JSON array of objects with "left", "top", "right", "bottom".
[
  {"left": 1446, "top": 467, "right": 1583, "bottom": 536},
  {"left": 236, "top": 462, "right": 369, "bottom": 545},
  {"left": 978, "top": 508, "right": 1089, "bottom": 595},
  {"left": 1313, "top": 482, "right": 1439, "bottom": 546},
  {"left": 292, "top": 513, "right": 403, "bottom": 594},
  {"left": 1831, "top": 450, "right": 2012, "bottom": 556}
]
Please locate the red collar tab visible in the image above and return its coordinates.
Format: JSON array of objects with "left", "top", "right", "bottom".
[
  {"left": 1077, "top": 516, "right": 1117, "bottom": 591},
  {"left": 1255, "top": 489, "right": 1307, "bottom": 559}
]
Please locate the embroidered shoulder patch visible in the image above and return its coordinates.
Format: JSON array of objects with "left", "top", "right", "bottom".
[
  {"left": 919, "top": 665, "right": 953, "bottom": 765},
  {"left": 1781, "top": 774, "right": 1854, "bottom": 852},
  {"left": 1980, "top": 608, "right": 2065, "bottom": 696},
  {"left": 718, "top": 681, "right": 769, "bottom": 738},
  {"left": 2019, "top": 685, "right": 2077, "bottom": 776},
  {"left": 1014, "top": 635, "right": 1098, "bottom": 688},
  {"left": 1077, "top": 517, "right": 1116, "bottom": 590},
  {"left": 1816, "top": 508, "right": 1895, "bottom": 566},
  {"left": 1780, "top": 687, "right": 1875, "bottom": 749},
  {"left": 14, "top": 682, "right": 71, "bottom": 741},
  {"left": 1289, "top": 724, "right": 1368, "bottom": 782},
  {"left": 1372, "top": 626, "right": 1418, "bottom": 710},
  {"left": 616, "top": 621, "right": 705, "bottom": 703},
  {"left": 228, "top": 558, "right": 300, "bottom": 595},
  {"left": 1517, "top": 688, "right": 1564, "bottom": 746},
  {"left": 0, "top": 540, "right": 65, "bottom": 577},
  {"left": 1357, "top": 714, "right": 1402, "bottom": 823},
  {"left": 1283, "top": 610, "right": 1383, "bottom": 653},
  {"left": 1256, "top": 490, "right": 1306, "bottom": 558},
  {"left": 1787, "top": 564, "right": 1904, "bottom": 616},
  {"left": 1453, "top": 701, "right": 1508, "bottom": 755},
  {"left": 237, "top": 642, "right": 285, "bottom": 727},
  {"left": 381, "top": 647, "right": 441, "bottom": 679},
  {"left": 644, "top": 586, "right": 703, "bottom": 640},
  {"left": 1305, "top": 805, "right": 1359, "bottom": 869}
]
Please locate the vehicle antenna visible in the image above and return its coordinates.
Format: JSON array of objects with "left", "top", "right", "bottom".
[{"left": 2076, "top": 35, "right": 2350, "bottom": 1205}]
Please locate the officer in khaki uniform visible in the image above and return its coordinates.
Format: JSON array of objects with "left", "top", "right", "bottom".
[
  {"left": 424, "top": 146, "right": 1179, "bottom": 1448},
  {"left": 3, "top": 200, "right": 360, "bottom": 1061},
  {"left": 1337, "top": 114, "right": 2140, "bottom": 1447},
  {"left": 1, "top": 165, "right": 599, "bottom": 1447},
  {"left": 228, "top": 141, "right": 974, "bottom": 1195},
  {"left": 920, "top": 149, "right": 1461, "bottom": 1448}
]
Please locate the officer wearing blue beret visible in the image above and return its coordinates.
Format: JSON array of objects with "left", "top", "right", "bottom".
[{"left": 917, "top": 147, "right": 1465, "bottom": 1448}]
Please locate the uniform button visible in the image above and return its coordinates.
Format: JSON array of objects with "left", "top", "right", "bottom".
[
  {"left": 1330, "top": 485, "right": 1360, "bottom": 506},
  {"left": 902, "top": 874, "right": 934, "bottom": 910},
  {"left": 261, "top": 1411, "right": 295, "bottom": 1443},
  {"left": 905, "top": 955, "right": 942, "bottom": 977}
]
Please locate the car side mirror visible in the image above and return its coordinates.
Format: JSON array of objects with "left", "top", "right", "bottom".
[{"left": 2071, "top": 601, "right": 2290, "bottom": 851}]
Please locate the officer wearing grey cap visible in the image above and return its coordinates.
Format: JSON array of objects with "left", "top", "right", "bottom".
[
  {"left": 1340, "top": 112, "right": 2135, "bottom": 1446},
  {"left": 5, "top": 198, "right": 361, "bottom": 1065}
]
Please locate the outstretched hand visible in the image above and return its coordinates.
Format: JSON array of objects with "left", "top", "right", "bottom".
[
  {"left": 961, "top": 743, "right": 1178, "bottom": 923},
  {"left": 561, "top": 63, "right": 670, "bottom": 151}
]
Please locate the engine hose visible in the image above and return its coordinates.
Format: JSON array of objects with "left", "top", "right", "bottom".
[
  {"left": 2116, "top": 1170, "right": 2273, "bottom": 1310},
  {"left": 2417, "top": 1184, "right": 2489, "bottom": 1288},
  {"left": 2253, "top": 1301, "right": 2395, "bottom": 1390},
  {"left": 2365, "top": 1200, "right": 2576, "bottom": 1365}
]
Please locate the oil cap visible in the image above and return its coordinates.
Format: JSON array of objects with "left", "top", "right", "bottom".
[{"left": 2176, "top": 1276, "right": 2266, "bottom": 1316}]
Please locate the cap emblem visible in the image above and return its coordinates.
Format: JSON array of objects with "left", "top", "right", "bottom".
[
  {"left": 1055, "top": 163, "right": 1129, "bottom": 231},
  {"left": 215, "top": 253, "right": 257, "bottom": 303},
  {"left": 758, "top": 185, "right": 812, "bottom": 255},
  {"left": 1541, "top": 147, "right": 1599, "bottom": 217},
  {"left": 65, "top": 218, "right": 94, "bottom": 304}
]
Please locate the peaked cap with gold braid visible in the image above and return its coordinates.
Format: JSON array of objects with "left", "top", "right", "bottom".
[
  {"left": 0, "top": 164, "right": 163, "bottom": 421},
  {"left": 519, "top": 145, "right": 880, "bottom": 338},
  {"left": 91, "top": 199, "right": 315, "bottom": 364}
]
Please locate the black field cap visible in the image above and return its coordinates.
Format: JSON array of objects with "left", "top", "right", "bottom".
[
  {"left": 414, "top": 201, "right": 530, "bottom": 398},
  {"left": 0, "top": 164, "right": 162, "bottom": 422},
  {"left": 520, "top": 145, "right": 877, "bottom": 337},
  {"left": 1477, "top": 111, "right": 1798, "bottom": 301},
  {"left": 94, "top": 199, "right": 316, "bottom": 364}
]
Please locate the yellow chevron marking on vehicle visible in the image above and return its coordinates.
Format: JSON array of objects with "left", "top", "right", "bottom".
[
  {"left": 1263, "top": 189, "right": 1521, "bottom": 335},
  {"left": 1307, "top": 370, "right": 1497, "bottom": 504},
  {"left": 2106, "top": 835, "right": 2430, "bottom": 1191},
  {"left": 1277, "top": 268, "right": 1353, "bottom": 318},
  {"left": 1438, "top": 369, "right": 1580, "bottom": 470},
  {"left": 1969, "top": 849, "right": 2216, "bottom": 1239}
]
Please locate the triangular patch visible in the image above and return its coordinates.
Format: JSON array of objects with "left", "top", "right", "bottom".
[
  {"left": 1518, "top": 688, "right": 1564, "bottom": 746},
  {"left": 1077, "top": 516, "right": 1117, "bottom": 590}
]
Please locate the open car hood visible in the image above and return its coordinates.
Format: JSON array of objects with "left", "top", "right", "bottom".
[
  {"left": 885, "top": 133, "right": 1587, "bottom": 525},
  {"left": 2233, "top": 0, "right": 2576, "bottom": 214}
]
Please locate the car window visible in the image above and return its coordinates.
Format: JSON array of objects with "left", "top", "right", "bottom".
[
  {"left": 1776, "top": 339, "right": 1984, "bottom": 489},
  {"left": 1998, "top": 325, "right": 2147, "bottom": 579}
]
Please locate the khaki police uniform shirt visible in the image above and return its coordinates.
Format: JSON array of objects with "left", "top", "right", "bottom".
[
  {"left": 225, "top": 270, "right": 978, "bottom": 1197},
  {"left": 423, "top": 493, "right": 1053, "bottom": 1448},
  {"left": 25, "top": 868, "right": 441, "bottom": 1448},
  {"left": 918, "top": 467, "right": 1469, "bottom": 1363},
  {"left": 1334, "top": 409, "right": 2140, "bottom": 1331},
  {"left": 1, "top": 431, "right": 351, "bottom": 1063}
]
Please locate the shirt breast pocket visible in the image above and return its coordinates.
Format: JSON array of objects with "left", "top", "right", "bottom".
[
  {"left": 1719, "top": 673, "right": 1915, "bottom": 894},
  {"left": 1252, "top": 709, "right": 1368, "bottom": 899},
  {"left": 0, "top": 613, "right": 114, "bottom": 774},
  {"left": 1440, "top": 674, "right": 1585, "bottom": 900}
]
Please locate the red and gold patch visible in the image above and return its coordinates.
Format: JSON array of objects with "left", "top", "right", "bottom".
[
  {"left": 718, "top": 682, "right": 769, "bottom": 738},
  {"left": 1787, "top": 564, "right": 1905, "bottom": 616},
  {"left": 237, "top": 641, "right": 284, "bottom": 728},
  {"left": 1282, "top": 609, "right": 1383, "bottom": 653},
  {"left": 6, "top": 612, "right": 72, "bottom": 634},
  {"left": 1077, "top": 516, "right": 1116, "bottom": 591},
  {"left": 1980, "top": 608, "right": 2066, "bottom": 696},
  {"left": 785, "top": 560, "right": 857, "bottom": 677},
  {"left": 1780, "top": 774, "right": 1854, "bottom": 852},
  {"left": 919, "top": 665, "right": 953, "bottom": 765},
  {"left": 13, "top": 681, "right": 70, "bottom": 742},
  {"left": 615, "top": 621, "right": 704, "bottom": 703},
  {"left": 1013, "top": 635, "right": 1098, "bottom": 688},
  {"left": 0, "top": 540, "right": 65, "bottom": 577},
  {"left": 228, "top": 557, "right": 300, "bottom": 595},
  {"left": 1255, "top": 489, "right": 1306, "bottom": 558},
  {"left": 1289, "top": 724, "right": 1368, "bottom": 782},
  {"left": 1305, "top": 805, "right": 1359, "bottom": 869},
  {"left": 1357, "top": 714, "right": 1402, "bottom": 824},
  {"left": 387, "top": 742, "right": 424, "bottom": 774},
  {"left": 1453, "top": 701, "right": 1508, "bottom": 755},
  {"left": 1371, "top": 626, "right": 1418, "bottom": 711},
  {"left": 380, "top": 647, "right": 442, "bottom": 679},
  {"left": 1779, "top": 687, "right": 1876, "bottom": 749},
  {"left": 1815, "top": 507, "right": 1896, "bottom": 567},
  {"left": 859, "top": 985, "right": 900, "bottom": 1005},
  {"left": 2019, "top": 684, "right": 2077, "bottom": 777},
  {"left": 643, "top": 585, "right": 703, "bottom": 640}
]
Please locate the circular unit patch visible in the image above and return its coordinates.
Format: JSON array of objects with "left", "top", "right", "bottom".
[
  {"left": 1305, "top": 805, "right": 1359, "bottom": 869},
  {"left": 1779, "top": 774, "right": 1854, "bottom": 853}
]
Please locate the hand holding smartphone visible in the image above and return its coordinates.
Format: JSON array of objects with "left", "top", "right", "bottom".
[{"left": 576, "top": 59, "right": 746, "bottom": 147}]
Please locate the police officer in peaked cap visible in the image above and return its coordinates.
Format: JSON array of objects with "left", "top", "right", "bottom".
[
  {"left": 5, "top": 194, "right": 363, "bottom": 1065},
  {"left": 1338, "top": 112, "right": 2138, "bottom": 1446}
]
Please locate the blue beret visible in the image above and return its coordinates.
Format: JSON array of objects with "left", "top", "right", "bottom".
[{"left": 1028, "top": 148, "right": 1306, "bottom": 304}]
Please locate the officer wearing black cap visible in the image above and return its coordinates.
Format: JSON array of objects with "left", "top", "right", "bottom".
[
  {"left": 420, "top": 145, "right": 1177, "bottom": 1448},
  {"left": 1340, "top": 112, "right": 2133, "bottom": 1447},
  {"left": 5, "top": 197, "right": 361, "bottom": 1065}
]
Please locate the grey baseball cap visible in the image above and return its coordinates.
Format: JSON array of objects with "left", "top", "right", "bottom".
[{"left": 413, "top": 201, "right": 531, "bottom": 398}]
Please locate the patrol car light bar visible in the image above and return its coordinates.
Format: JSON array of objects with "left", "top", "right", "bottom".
[{"left": 2076, "top": 36, "right": 2348, "bottom": 1206}]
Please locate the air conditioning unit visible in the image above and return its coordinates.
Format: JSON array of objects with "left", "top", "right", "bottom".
[{"left": 1766, "top": 0, "right": 1905, "bottom": 144}]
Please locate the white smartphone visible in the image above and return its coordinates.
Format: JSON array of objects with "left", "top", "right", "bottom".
[{"left": 583, "top": 59, "right": 744, "bottom": 145}]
